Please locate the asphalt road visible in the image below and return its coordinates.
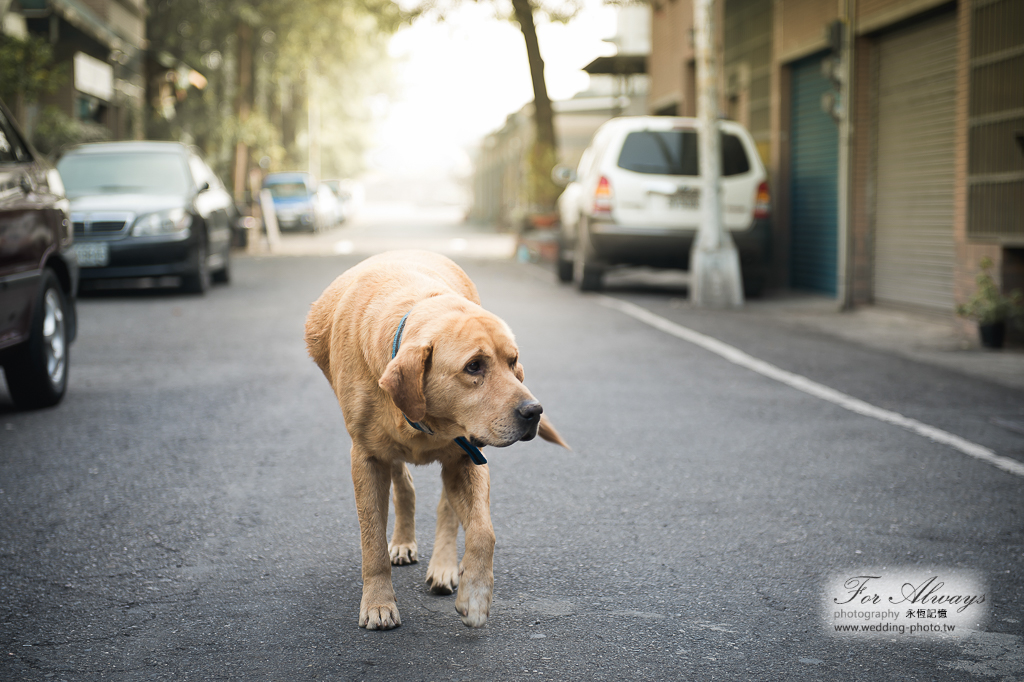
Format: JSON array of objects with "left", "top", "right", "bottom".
[{"left": 1, "top": 223, "right": 1022, "bottom": 680}]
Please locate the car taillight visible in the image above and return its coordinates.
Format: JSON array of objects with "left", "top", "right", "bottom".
[
  {"left": 593, "top": 176, "right": 613, "bottom": 215},
  {"left": 754, "top": 181, "right": 771, "bottom": 220}
]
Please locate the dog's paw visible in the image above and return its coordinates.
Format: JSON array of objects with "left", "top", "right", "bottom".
[
  {"left": 454, "top": 570, "right": 492, "bottom": 628},
  {"left": 389, "top": 541, "right": 418, "bottom": 566},
  {"left": 425, "top": 561, "right": 459, "bottom": 595},
  {"left": 359, "top": 602, "right": 401, "bottom": 630}
]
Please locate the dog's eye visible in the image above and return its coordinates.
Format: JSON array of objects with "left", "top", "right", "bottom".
[{"left": 465, "top": 360, "right": 482, "bottom": 374}]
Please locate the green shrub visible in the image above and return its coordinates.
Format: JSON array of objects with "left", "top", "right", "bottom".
[
  {"left": 956, "top": 257, "right": 1024, "bottom": 326},
  {"left": 32, "top": 107, "right": 110, "bottom": 157}
]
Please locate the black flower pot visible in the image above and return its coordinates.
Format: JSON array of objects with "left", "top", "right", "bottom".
[{"left": 979, "top": 321, "right": 1006, "bottom": 349}]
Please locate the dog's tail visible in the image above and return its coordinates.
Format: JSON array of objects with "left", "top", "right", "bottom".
[{"left": 538, "top": 414, "right": 570, "bottom": 450}]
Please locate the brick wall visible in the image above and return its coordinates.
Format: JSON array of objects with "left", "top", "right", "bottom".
[
  {"left": 724, "top": 0, "right": 773, "bottom": 160},
  {"left": 648, "top": 0, "right": 694, "bottom": 113},
  {"left": 778, "top": 0, "right": 837, "bottom": 61},
  {"left": 953, "top": 0, "right": 1002, "bottom": 334}
]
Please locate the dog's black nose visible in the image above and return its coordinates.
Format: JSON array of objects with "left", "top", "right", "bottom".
[{"left": 517, "top": 400, "right": 543, "bottom": 422}]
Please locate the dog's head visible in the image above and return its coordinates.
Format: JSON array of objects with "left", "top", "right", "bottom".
[{"left": 379, "top": 297, "right": 550, "bottom": 448}]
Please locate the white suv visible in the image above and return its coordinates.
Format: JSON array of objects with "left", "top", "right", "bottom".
[{"left": 554, "top": 116, "right": 771, "bottom": 294}]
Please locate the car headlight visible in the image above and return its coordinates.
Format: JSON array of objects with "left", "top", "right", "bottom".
[{"left": 132, "top": 208, "right": 192, "bottom": 236}]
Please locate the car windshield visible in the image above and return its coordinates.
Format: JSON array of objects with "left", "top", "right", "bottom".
[
  {"left": 58, "top": 151, "right": 191, "bottom": 198},
  {"left": 266, "top": 182, "right": 310, "bottom": 199},
  {"left": 617, "top": 130, "right": 751, "bottom": 177}
]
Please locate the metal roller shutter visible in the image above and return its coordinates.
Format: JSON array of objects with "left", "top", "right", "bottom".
[
  {"left": 873, "top": 14, "right": 957, "bottom": 312},
  {"left": 789, "top": 53, "right": 839, "bottom": 295}
]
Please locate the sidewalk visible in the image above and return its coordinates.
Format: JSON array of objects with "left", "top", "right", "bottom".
[
  {"left": 515, "top": 239, "right": 1024, "bottom": 392},
  {"left": 742, "top": 292, "right": 1024, "bottom": 392}
]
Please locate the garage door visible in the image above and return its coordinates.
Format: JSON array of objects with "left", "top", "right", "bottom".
[
  {"left": 873, "top": 14, "right": 957, "bottom": 312},
  {"left": 789, "top": 53, "right": 838, "bottom": 295}
]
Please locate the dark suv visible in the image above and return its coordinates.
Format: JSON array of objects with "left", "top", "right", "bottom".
[{"left": 0, "top": 99, "right": 78, "bottom": 409}]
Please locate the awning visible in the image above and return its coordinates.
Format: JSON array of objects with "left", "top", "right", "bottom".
[
  {"left": 583, "top": 54, "right": 647, "bottom": 76},
  {"left": 21, "top": 0, "right": 143, "bottom": 54}
]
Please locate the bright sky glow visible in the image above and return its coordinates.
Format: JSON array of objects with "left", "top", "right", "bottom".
[{"left": 366, "top": 0, "right": 617, "bottom": 177}]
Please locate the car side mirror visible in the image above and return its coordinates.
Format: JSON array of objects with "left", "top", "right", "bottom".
[{"left": 551, "top": 165, "right": 577, "bottom": 187}]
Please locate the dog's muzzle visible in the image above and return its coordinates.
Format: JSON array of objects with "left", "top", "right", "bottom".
[{"left": 516, "top": 399, "right": 543, "bottom": 441}]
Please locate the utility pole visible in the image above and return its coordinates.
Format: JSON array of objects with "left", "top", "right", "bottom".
[
  {"left": 821, "top": 10, "right": 855, "bottom": 310},
  {"left": 690, "top": 0, "right": 744, "bottom": 308}
]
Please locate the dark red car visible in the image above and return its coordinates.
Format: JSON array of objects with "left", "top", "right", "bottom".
[{"left": 0, "top": 99, "right": 78, "bottom": 409}]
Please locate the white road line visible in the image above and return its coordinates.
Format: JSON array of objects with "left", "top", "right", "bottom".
[{"left": 599, "top": 296, "right": 1024, "bottom": 479}]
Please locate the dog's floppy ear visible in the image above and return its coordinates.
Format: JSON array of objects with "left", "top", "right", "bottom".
[
  {"left": 379, "top": 344, "right": 431, "bottom": 422},
  {"left": 538, "top": 414, "right": 570, "bottom": 450}
]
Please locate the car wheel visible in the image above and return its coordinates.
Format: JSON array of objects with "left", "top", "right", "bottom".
[
  {"left": 741, "top": 261, "right": 766, "bottom": 298},
  {"left": 556, "top": 234, "right": 574, "bottom": 283},
  {"left": 212, "top": 243, "right": 231, "bottom": 284},
  {"left": 4, "top": 270, "right": 69, "bottom": 409},
  {"left": 574, "top": 218, "right": 604, "bottom": 292},
  {"left": 182, "top": 236, "right": 210, "bottom": 294}
]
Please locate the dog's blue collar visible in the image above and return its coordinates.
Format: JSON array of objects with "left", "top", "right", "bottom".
[{"left": 391, "top": 310, "right": 487, "bottom": 466}]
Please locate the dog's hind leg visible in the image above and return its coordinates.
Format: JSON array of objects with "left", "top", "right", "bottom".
[
  {"left": 388, "top": 461, "right": 418, "bottom": 565},
  {"left": 442, "top": 461, "right": 494, "bottom": 628},
  {"left": 425, "top": 487, "right": 460, "bottom": 594},
  {"left": 352, "top": 448, "right": 401, "bottom": 630}
]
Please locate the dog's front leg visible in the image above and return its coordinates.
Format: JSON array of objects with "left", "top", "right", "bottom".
[
  {"left": 351, "top": 448, "right": 400, "bottom": 630},
  {"left": 441, "top": 460, "right": 495, "bottom": 628}
]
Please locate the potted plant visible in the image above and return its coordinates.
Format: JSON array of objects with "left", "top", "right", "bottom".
[{"left": 956, "top": 256, "right": 1024, "bottom": 349}]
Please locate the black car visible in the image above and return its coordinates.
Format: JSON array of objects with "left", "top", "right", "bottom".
[
  {"left": 0, "top": 99, "right": 78, "bottom": 409},
  {"left": 56, "top": 141, "right": 235, "bottom": 293}
]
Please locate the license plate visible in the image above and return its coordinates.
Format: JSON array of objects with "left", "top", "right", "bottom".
[
  {"left": 669, "top": 188, "right": 701, "bottom": 209},
  {"left": 72, "top": 242, "right": 109, "bottom": 268}
]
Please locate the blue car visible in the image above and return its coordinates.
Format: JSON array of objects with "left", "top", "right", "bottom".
[{"left": 263, "top": 172, "right": 327, "bottom": 232}]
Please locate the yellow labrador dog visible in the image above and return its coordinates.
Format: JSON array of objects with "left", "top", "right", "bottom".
[{"left": 305, "top": 250, "right": 567, "bottom": 630}]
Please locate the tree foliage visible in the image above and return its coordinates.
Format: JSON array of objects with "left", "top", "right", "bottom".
[
  {"left": 32, "top": 107, "right": 110, "bottom": 157},
  {"left": 147, "top": 0, "right": 404, "bottom": 193},
  {"left": 0, "top": 34, "right": 64, "bottom": 121}
]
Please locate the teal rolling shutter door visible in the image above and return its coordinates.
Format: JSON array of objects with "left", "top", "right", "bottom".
[{"left": 789, "top": 54, "right": 838, "bottom": 295}]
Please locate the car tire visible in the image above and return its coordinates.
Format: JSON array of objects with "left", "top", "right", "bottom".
[
  {"left": 556, "top": 234, "right": 574, "bottom": 283},
  {"left": 212, "top": 244, "right": 231, "bottom": 284},
  {"left": 4, "top": 270, "right": 70, "bottom": 410},
  {"left": 182, "top": 236, "right": 210, "bottom": 294},
  {"left": 741, "top": 261, "right": 766, "bottom": 298},
  {"left": 574, "top": 218, "right": 604, "bottom": 292}
]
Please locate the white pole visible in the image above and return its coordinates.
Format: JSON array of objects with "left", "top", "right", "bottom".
[
  {"left": 690, "top": 0, "right": 744, "bottom": 308},
  {"left": 260, "top": 189, "right": 281, "bottom": 253}
]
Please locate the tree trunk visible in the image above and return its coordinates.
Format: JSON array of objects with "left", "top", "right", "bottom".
[
  {"left": 232, "top": 21, "right": 254, "bottom": 205},
  {"left": 511, "top": 0, "right": 559, "bottom": 214}
]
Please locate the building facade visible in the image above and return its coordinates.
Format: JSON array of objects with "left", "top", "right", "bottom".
[
  {"left": 5, "top": 0, "right": 147, "bottom": 141},
  {"left": 648, "top": 0, "right": 1023, "bottom": 318}
]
